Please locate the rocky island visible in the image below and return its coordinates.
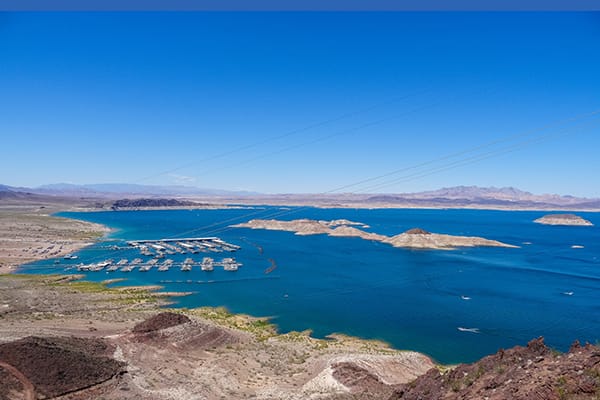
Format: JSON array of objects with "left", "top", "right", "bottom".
[
  {"left": 231, "top": 219, "right": 518, "bottom": 250},
  {"left": 534, "top": 213, "right": 594, "bottom": 226},
  {"left": 382, "top": 228, "right": 517, "bottom": 250}
]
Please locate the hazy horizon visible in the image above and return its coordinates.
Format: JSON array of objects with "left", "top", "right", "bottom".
[{"left": 3, "top": 181, "right": 599, "bottom": 199}]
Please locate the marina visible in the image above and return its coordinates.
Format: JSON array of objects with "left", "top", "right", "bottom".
[
  {"left": 30, "top": 207, "right": 600, "bottom": 364},
  {"left": 76, "top": 255, "right": 243, "bottom": 273},
  {"left": 126, "top": 237, "right": 240, "bottom": 258},
  {"left": 74, "top": 237, "right": 243, "bottom": 274}
]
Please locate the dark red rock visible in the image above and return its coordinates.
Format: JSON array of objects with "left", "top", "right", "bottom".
[
  {"left": 132, "top": 312, "right": 191, "bottom": 333},
  {"left": 0, "top": 336, "right": 125, "bottom": 399},
  {"left": 404, "top": 228, "right": 431, "bottom": 235},
  {"left": 389, "top": 337, "right": 600, "bottom": 400}
]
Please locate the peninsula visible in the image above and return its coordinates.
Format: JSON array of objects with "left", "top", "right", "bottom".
[
  {"left": 534, "top": 213, "right": 594, "bottom": 226},
  {"left": 0, "top": 206, "right": 110, "bottom": 274},
  {"left": 231, "top": 219, "right": 518, "bottom": 250}
]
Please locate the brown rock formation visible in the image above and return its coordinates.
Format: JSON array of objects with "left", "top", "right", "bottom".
[
  {"left": 404, "top": 228, "right": 431, "bottom": 235},
  {"left": 0, "top": 336, "right": 125, "bottom": 399},
  {"left": 390, "top": 337, "right": 600, "bottom": 400},
  {"left": 132, "top": 312, "right": 191, "bottom": 334}
]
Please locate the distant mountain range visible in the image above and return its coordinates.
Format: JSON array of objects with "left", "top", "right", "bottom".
[
  {"left": 364, "top": 185, "right": 600, "bottom": 208},
  {"left": 24, "top": 183, "right": 259, "bottom": 198},
  {"left": 1, "top": 183, "right": 599, "bottom": 210}
]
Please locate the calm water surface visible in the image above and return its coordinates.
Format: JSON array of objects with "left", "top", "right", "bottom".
[{"left": 20, "top": 207, "right": 600, "bottom": 364}]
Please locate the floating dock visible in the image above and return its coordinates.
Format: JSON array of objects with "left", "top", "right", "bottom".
[
  {"left": 77, "top": 256, "right": 242, "bottom": 273},
  {"left": 74, "top": 237, "right": 242, "bottom": 273},
  {"left": 126, "top": 237, "right": 240, "bottom": 257}
]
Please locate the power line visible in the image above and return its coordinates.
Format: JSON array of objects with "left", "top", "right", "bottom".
[
  {"left": 135, "top": 87, "right": 431, "bottom": 184},
  {"left": 357, "top": 116, "right": 600, "bottom": 193},
  {"left": 326, "top": 108, "right": 600, "bottom": 194},
  {"left": 166, "top": 107, "right": 600, "bottom": 239},
  {"left": 25, "top": 100, "right": 600, "bottom": 269}
]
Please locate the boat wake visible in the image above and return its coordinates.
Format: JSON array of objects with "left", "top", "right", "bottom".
[{"left": 457, "top": 327, "right": 480, "bottom": 333}]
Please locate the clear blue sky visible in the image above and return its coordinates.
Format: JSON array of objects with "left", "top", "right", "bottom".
[{"left": 1, "top": 12, "right": 599, "bottom": 196}]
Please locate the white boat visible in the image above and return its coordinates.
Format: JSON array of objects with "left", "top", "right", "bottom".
[
  {"left": 461, "top": 295, "right": 471, "bottom": 300},
  {"left": 221, "top": 257, "right": 241, "bottom": 271},
  {"left": 97, "top": 259, "right": 113, "bottom": 268},
  {"left": 201, "top": 257, "right": 214, "bottom": 271},
  {"left": 158, "top": 259, "right": 173, "bottom": 271}
]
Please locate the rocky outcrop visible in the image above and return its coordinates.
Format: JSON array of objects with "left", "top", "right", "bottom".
[
  {"left": 389, "top": 337, "right": 600, "bottom": 400},
  {"left": 384, "top": 229, "right": 518, "bottom": 250},
  {"left": 131, "top": 312, "right": 241, "bottom": 349},
  {"left": 404, "top": 228, "right": 431, "bottom": 235},
  {"left": 301, "top": 353, "right": 436, "bottom": 399},
  {"left": 231, "top": 219, "right": 518, "bottom": 250},
  {"left": 534, "top": 213, "right": 594, "bottom": 226},
  {"left": 132, "top": 312, "right": 191, "bottom": 334},
  {"left": 0, "top": 336, "right": 125, "bottom": 399}
]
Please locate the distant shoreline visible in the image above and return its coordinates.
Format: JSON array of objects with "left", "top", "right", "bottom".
[
  {"left": 3, "top": 202, "right": 596, "bottom": 276},
  {"left": 79, "top": 200, "right": 600, "bottom": 213}
]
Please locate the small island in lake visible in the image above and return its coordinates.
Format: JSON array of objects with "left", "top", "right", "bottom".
[
  {"left": 382, "top": 227, "right": 518, "bottom": 250},
  {"left": 231, "top": 219, "right": 518, "bottom": 250},
  {"left": 534, "top": 214, "right": 593, "bottom": 226}
]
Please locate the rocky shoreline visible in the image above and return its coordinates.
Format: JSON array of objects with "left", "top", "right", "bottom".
[
  {"left": 0, "top": 208, "right": 598, "bottom": 399},
  {"left": 231, "top": 219, "right": 518, "bottom": 250},
  {"left": 2, "top": 274, "right": 598, "bottom": 399},
  {"left": 0, "top": 274, "right": 435, "bottom": 399}
]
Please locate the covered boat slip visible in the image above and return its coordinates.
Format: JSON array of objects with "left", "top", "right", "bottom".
[{"left": 76, "top": 237, "right": 242, "bottom": 272}]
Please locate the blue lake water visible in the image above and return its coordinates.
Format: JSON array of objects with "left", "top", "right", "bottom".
[{"left": 19, "top": 207, "right": 600, "bottom": 364}]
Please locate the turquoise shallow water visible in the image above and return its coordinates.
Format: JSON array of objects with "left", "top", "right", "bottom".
[{"left": 20, "top": 207, "right": 600, "bottom": 364}]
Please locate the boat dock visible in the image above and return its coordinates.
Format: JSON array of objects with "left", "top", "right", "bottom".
[
  {"left": 72, "top": 237, "right": 242, "bottom": 273},
  {"left": 77, "top": 256, "right": 242, "bottom": 273},
  {"left": 126, "top": 237, "right": 240, "bottom": 257}
]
